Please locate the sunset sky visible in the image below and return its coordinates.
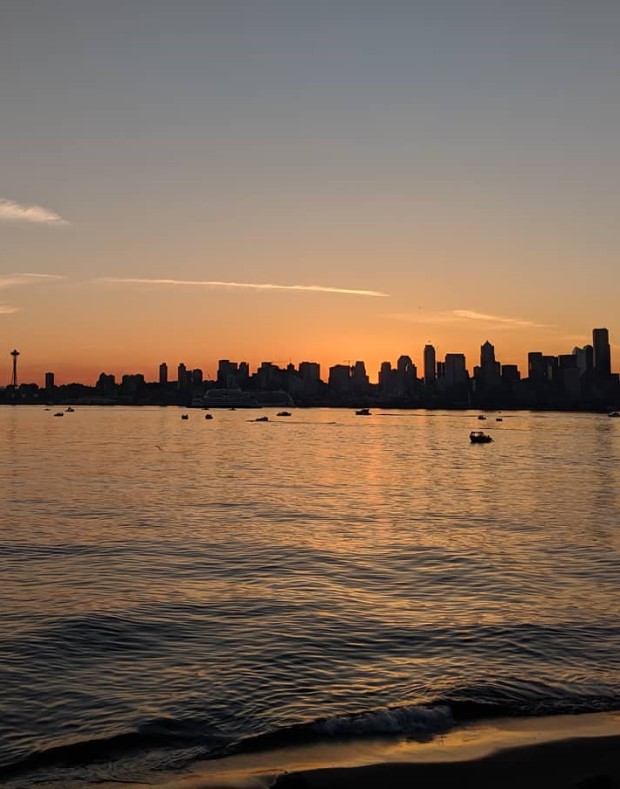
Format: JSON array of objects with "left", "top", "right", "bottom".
[{"left": 2, "top": 1, "right": 619, "bottom": 385}]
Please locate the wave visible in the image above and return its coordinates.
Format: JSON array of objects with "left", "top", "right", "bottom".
[
  {"left": 3, "top": 689, "right": 619, "bottom": 783},
  {"left": 232, "top": 687, "right": 620, "bottom": 756},
  {"left": 0, "top": 716, "right": 225, "bottom": 781}
]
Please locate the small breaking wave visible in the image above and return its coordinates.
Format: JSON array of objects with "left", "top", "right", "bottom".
[
  {"left": 311, "top": 703, "right": 454, "bottom": 737},
  {"left": 233, "top": 703, "right": 455, "bottom": 755}
]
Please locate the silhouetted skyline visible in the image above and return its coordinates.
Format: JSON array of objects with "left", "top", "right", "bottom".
[{"left": 4, "top": 328, "right": 618, "bottom": 412}]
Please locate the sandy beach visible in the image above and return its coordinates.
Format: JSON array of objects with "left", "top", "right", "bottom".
[
  {"left": 273, "top": 734, "right": 619, "bottom": 788},
  {"left": 114, "top": 711, "right": 620, "bottom": 789}
]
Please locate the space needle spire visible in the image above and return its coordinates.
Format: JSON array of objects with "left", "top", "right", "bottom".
[{"left": 10, "top": 349, "right": 20, "bottom": 388}]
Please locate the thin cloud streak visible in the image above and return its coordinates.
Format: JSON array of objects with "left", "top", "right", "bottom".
[
  {"left": 451, "top": 310, "right": 548, "bottom": 328},
  {"left": 0, "top": 198, "right": 69, "bottom": 226},
  {"left": 0, "top": 305, "right": 19, "bottom": 314},
  {"left": 98, "top": 277, "right": 390, "bottom": 298},
  {"left": 0, "top": 273, "right": 66, "bottom": 290},
  {"left": 387, "top": 309, "right": 550, "bottom": 328}
]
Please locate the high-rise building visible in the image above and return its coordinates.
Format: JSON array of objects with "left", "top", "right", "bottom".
[
  {"left": 351, "top": 361, "right": 369, "bottom": 393},
  {"left": 299, "top": 362, "right": 320, "bottom": 382},
  {"left": 217, "top": 359, "right": 238, "bottom": 388},
  {"left": 396, "top": 355, "right": 417, "bottom": 396},
  {"left": 379, "top": 361, "right": 393, "bottom": 393},
  {"left": 444, "top": 353, "right": 467, "bottom": 387},
  {"left": 423, "top": 344, "right": 436, "bottom": 386},
  {"left": 528, "top": 352, "right": 546, "bottom": 382},
  {"left": 593, "top": 328, "right": 611, "bottom": 377},
  {"left": 159, "top": 362, "right": 168, "bottom": 385},
  {"left": 478, "top": 340, "right": 500, "bottom": 387},
  {"left": 572, "top": 345, "right": 593, "bottom": 376},
  {"left": 328, "top": 364, "right": 351, "bottom": 393},
  {"left": 480, "top": 340, "right": 496, "bottom": 367},
  {"left": 178, "top": 363, "right": 188, "bottom": 389},
  {"left": 44, "top": 372, "right": 55, "bottom": 389}
]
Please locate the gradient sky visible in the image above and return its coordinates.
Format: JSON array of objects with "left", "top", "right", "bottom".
[{"left": 1, "top": 0, "right": 619, "bottom": 384}]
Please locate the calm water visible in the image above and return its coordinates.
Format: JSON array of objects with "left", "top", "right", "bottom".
[{"left": 1, "top": 406, "right": 619, "bottom": 785}]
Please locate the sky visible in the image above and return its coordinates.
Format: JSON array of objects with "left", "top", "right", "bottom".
[{"left": 1, "top": 0, "right": 619, "bottom": 384}]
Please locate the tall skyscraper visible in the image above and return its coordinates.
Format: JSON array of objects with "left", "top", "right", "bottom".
[
  {"left": 572, "top": 345, "right": 593, "bottom": 376},
  {"left": 444, "top": 353, "right": 467, "bottom": 386},
  {"left": 44, "top": 372, "right": 55, "bottom": 389},
  {"left": 480, "top": 340, "right": 496, "bottom": 367},
  {"left": 423, "top": 344, "right": 436, "bottom": 386},
  {"left": 159, "top": 362, "right": 168, "bottom": 385},
  {"left": 478, "top": 340, "right": 500, "bottom": 387},
  {"left": 592, "top": 328, "right": 611, "bottom": 377}
]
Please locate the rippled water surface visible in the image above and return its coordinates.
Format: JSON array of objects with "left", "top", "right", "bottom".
[{"left": 1, "top": 406, "right": 619, "bottom": 784}]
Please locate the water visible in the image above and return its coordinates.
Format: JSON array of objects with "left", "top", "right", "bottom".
[{"left": 1, "top": 406, "right": 619, "bottom": 785}]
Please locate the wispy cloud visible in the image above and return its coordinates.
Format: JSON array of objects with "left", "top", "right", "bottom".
[
  {"left": 97, "top": 277, "right": 390, "bottom": 298},
  {"left": 0, "top": 304, "right": 19, "bottom": 315},
  {"left": 0, "top": 273, "right": 66, "bottom": 290},
  {"left": 451, "top": 310, "right": 548, "bottom": 328},
  {"left": 387, "top": 309, "right": 549, "bottom": 328},
  {"left": 0, "top": 198, "right": 69, "bottom": 226}
]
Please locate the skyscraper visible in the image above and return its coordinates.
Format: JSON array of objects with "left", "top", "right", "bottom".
[
  {"left": 480, "top": 340, "right": 496, "bottom": 367},
  {"left": 592, "top": 328, "right": 611, "bottom": 377},
  {"left": 159, "top": 362, "right": 168, "bottom": 385},
  {"left": 423, "top": 344, "right": 436, "bottom": 386}
]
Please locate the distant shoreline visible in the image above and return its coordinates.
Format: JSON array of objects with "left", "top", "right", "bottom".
[{"left": 1, "top": 401, "right": 618, "bottom": 414}]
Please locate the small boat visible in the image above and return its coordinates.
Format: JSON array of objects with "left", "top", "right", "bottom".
[
  {"left": 608, "top": 411, "right": 620, "bottom": 418},
  {"left": 276, "top": 411, "right": 292, "bottom": 417},
  {"left": 53, "top": 412, "right": 64, "bottom": 417},
  {"left": 478, "top": 415, "right": 487, "bottom": 420},
  {"left": 65, "top": 407, "right": 75, "bottom": 413},
  {"left": 181, "top": 414, "right": 189, "bottom": 420},
  {"left": 496, "top": 417, "right": 503, "bottom": 422},
  {"left": 355, "top": 408, "right": 371, "bottom": 416},
  {"left": 470, "top": 430, "right": 493, "bottom": 444},
  {"left": 205, "top": 413, "right": 213, "bottom": 420},
  {"left": 253, "top": 416, "right": 269, "bottom": 422}
]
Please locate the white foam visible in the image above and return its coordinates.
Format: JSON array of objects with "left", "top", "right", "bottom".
[{"left": 312, "top": 704, "right": 454, "bottom": 737}]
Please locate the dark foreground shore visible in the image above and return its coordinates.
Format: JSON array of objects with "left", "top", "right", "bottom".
[
  {"left": 273, "top": 735, "right": 619, "bottom": 788},
  {"left": 106, "top": 712, "right": 620, "bottom": 789}
]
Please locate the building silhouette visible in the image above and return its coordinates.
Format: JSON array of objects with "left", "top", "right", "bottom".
[
  {"left": 423, "top": 344, "right": 436, "bottom": 386},
  {"left": 3, "top": 326, "right": 618, "bottom": 411},
  {"left": 593, "top": 328, "right": 611, "bottom": 377},
  {"left": 10, "top": 349, "right": 19, "bottom": 387}
]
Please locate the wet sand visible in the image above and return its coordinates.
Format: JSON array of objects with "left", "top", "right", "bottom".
[
  {"left": 273, "top": 734, "right": 619, "bottom": 788},
  {"left": 116, "top": 711, "right": 620, "bottom": 789}
]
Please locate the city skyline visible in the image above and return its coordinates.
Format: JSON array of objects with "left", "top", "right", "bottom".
[
  {"left": 4, "top": 326, "right": 615, "bottom": 390},
  {"left": 2, "top": 2, "right": 620, "bottom": 384}
]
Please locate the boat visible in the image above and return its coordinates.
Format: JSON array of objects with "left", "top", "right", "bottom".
[
  {"left": 65, "top": 407, "right": 75, "bottom": 413},
  {"left": 478, "top": 414, "right": 487, "bottom": 420},
  {"left": 205, "top": 413, "right": 213, "bottom": 420},
  {"left": 53, "top": 412, "right": 64, "bottom": 417},
  {"left": 181, "top": 414, "right": 189, "bottom": 420},
  {"left": 200, "top": 389, "right": 261, "bottom": 409},
  {"left": 276, "top": 411, "right": 292, "bottom": 417},
  {"left": 470, "top": 430, "right": 493, "bottom": 443},
  {"left": 253, "top": 416, "right": 269, "bottom": 422},
  {"left": 608, "top": 411, "right": 620, "bottom": 418},
  {"left": 355, "top": 408, "right": 371, "bottom": 416},
  {"left": 496, "top": 417, "right": 503, "bottom": 422}
]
